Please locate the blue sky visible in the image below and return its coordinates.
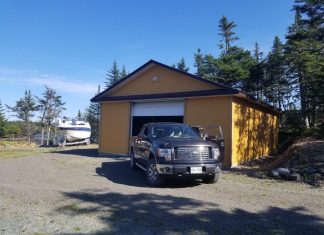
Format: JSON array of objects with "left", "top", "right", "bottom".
[{"left": 0, "top": 0, "right": 295, "bottom": 120}]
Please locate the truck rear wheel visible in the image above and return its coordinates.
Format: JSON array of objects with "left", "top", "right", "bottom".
[
  {"left": 202, "top": 172, "right": 220, "bottom": 184},
  {"left": 146, "top": 159, "right": 163, "bottom": 187}
]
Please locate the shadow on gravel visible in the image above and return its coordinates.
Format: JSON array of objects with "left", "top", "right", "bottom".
[
  {"left": 54, "top": 148, "right": 99, "bottom": 157},
  {"left": 58, "top": 190, "right": 324, "bottom": 235},
  {"left": 95, "top": 160, "right": 201, "bottom": 188}
]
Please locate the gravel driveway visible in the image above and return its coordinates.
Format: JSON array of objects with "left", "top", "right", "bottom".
[{"left": 0, "top": 148, "right": 323, "bottom": 234}]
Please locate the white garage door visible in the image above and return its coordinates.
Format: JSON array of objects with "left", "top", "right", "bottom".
[{"left": 132, "top": 100, "right": 184, "bottom": 116}]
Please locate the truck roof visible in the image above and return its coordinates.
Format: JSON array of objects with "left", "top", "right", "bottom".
[{"left": 146, "top": 122, "right": 186, "bottom": 125}]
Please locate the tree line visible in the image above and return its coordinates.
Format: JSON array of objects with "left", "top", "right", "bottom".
[
  {"left": 0, "top": 88, "right": 66, "bottom": 145},
  {"left": 101, "top": 0, "right": 323, "bottom": 137},
  {"left": 192, "top": 0, "right": 323, "bottom": 130}
]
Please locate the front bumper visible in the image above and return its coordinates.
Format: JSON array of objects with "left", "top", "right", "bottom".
[{"left": 156, "top": 163, "right": 221, "bottom": 176}]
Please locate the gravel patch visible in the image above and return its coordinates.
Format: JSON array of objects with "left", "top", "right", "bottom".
[{"left": 0, "top": 148, "right": 323, "bottom": 234}]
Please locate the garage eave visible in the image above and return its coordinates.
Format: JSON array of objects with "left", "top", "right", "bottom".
[
  {"left": 91, "top": 89, "right": 238, "bottom": 102},
  {"left": 234, "top": 92, "right": 281, "bottom": 114}
]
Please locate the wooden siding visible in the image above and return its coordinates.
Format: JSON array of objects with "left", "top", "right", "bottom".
[
  {"left": 232, "top": 97, "right": 278, "bottom": 166},
  {"left": 184, "top": 96, "right": 232, "bottom": 166},
  {"left": 99, "top": 101, "right": 130, "bottom": 154},
  {"left": 109, "top": 65, "right": 217, "bottom": 96}
]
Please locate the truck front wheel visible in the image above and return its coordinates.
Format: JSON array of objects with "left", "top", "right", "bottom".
[
  {"left": 130, "top": 151, "right": 137, "bottom": 170},
  {"left": 146, "top": 159, "right": 163, "bottom": 187}
]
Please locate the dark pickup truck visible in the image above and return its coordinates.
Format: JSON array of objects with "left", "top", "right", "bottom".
[{"left": 130, "top": 122, "right": 222, "bottom": 186}]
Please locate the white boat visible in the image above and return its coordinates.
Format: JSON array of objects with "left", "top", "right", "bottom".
[{"left": 57, "top": 119, "right": 91, "bottom": 142}]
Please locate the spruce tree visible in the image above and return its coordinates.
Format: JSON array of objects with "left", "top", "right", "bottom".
[
  {"left": 120, "top": 65, "right": 128, "bottom": 79},
  {"left": 4, "top": 123, "right": 20, "bottom": 141},
  {"left": 77, "top": 110, "right": 82, "bottom": 119},
  {"left": 36, "top": 87, "right": 65, "bottom": 146},
  {"left": 176, "top": 58, "right": 190, "bottom": 72},
  {"left": 194, "top": 48, "right": 204, "bottom": 77},
  {"left": 105, "top": 61, "right": 120, "bottom": 88},
  {"left": 285, "top": 0, "right": 324, "bottom": 127},
  {"left": 245, "top": 42, "right": 265, "bottom": 98},
  {"left": 86, "top": 85, "right": 101, "bottom": 141},
  {"left": 218, "top": 16, "right": 239, "bottom": 54},
  {"left": 201, "top": 16, "right": 255, "bottom": 89},
  {"left": 253, "top": 42, "right": 263, "bottom": 63},
  {"left": 7, "top": 90, "right": 38, "bottom": 142},
  {"left": 265, "top": 36, "right": 291, "bottom": 110},
  {"left": 0, "top": 99, "right": 7, "bottom": 138},
  {"left": 214, "top": 46, "right": 256, "bottom": 89}
]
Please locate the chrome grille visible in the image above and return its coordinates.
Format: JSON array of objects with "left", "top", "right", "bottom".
[{"left": 174, "top": 146, "right": 212, "bottom": 161}]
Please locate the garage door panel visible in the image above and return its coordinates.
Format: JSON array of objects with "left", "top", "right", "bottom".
[
  {"left": 131, "top": 101, "right": 184, "bottom": 136},
  {"left": 132, "top": 101, "right": 184, "bottom": 116}
]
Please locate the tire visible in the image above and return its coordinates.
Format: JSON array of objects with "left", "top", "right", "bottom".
[
  {"left": 202, "top": 172, "right": 220, "bottom": 184},
  {"left": 130, "top": 151, "right": 137, "bottom": 170},
  {"left": 146, "top": 158, "right": 163, "bottom": 187}
]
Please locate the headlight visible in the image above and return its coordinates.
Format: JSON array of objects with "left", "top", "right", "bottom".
[
  {"left": 212, "top": 147, "right": 220, "bottom": 160},
  {"left": 157, "top": 148, "right": 172, "bottom": 161}
]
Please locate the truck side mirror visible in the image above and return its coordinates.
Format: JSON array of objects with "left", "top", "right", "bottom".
[{"left": 137, "top": 134, "right": 147, "bottom": 141}]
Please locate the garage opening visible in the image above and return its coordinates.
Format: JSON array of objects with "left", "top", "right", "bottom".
[{"left": 131, "top": 101, "right": 184, "bottom": 136}]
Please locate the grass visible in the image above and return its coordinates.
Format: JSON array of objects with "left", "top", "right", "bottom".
[
  {"left": 59, "top": 203, "right": 81, "bottom": 212},
  {"left": 0, "top": 145, "right": 56, "bottom": 159},
  {"left": 74, "top": 226, "right": 81, "bottom": 232},
  {"left": 0, "top": 141, "right": 98, "bottom": 159},
  {"left": 0, "top": 141, "right": 57, "bottom": 159}
]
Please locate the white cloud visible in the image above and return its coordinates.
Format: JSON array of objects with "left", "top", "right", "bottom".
[
  {"left": 29, "top": 77, "right": 97, "bottom": 94},
  {"left": 0, "top": 67, "right": 97, "bottom": 94}
]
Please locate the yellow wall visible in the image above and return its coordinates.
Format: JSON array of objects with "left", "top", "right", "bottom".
[
  {"left": 232, "top": 97, "right": 278, "bottom": 166},
  {"left": 109, "top": 65, "right": 217, "bottom": 97},
  {"left": 99, "top": 101, "right": 130, "bottom": 154},
  {"left": 184, "top": 96, "right": 232, "bottom": 166}
]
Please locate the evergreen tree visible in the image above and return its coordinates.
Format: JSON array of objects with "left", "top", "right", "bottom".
[
  {"left": 218, "top": 16, "right": 239, "bottom": 54},
  {"left": 120, "top": 65, "right": 128, "bottom": 79},
  {"left": 198, "top": 54, "right": 219, "bottom": 81},
  {"left": 105, "top": 61, "right": 120, "bottom": 88},
  {"left": 4, "top": 123, "right": 20, "bottom": 141},
  {"left": 215, "top": 46, "right": 256, "bottom": 89},
  {"left": 196, "top": 16, "right": 254, "bottom": 89},
  {"left": 176, "top": 58, "right": 190, "bottom": 72},
  {"left": 0, "top": 99, "right": 7, "bottom": 138},
  {"left": 36, "top": 87, "right": 65, "bottom": 146},
  {"left": 77, "top": 110, "right": 82, "bottom": 119},
  {"left": 194, "top": 48, "right": 204, "bottom": 77},
  {"left": 265, "top": 36, "right": 292, "bottom": 110},
  {"left": 86, "top": 85, "right": 101, "bottom": 142},
  {"left": 245, "top": 43, "right": 265, "bottom": 98},
  {"left": 285, "top": 0, "right": 324, "bottom": 127},
  {"left": 253, "top": 42, "right": 263, "bottom": 63},
  {"left": 7, "top": 90, "right": 38, "bottom": 142}
]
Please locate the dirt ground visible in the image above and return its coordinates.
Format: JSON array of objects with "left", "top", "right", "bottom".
[{"left": 0, "top": 147, "right": 323, "bottom": 235}]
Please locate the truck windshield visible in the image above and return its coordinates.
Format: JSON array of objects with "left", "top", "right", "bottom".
[{"left": 151, "top": 124, "right": 200, "bottom": 139}]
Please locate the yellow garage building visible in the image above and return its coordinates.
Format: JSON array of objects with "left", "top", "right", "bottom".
[{"left": 91, "top": 60, "right": 279, "bottom": 166}]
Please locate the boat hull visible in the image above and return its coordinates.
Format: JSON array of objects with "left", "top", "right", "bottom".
[
  {"left": 57, "top": 120, "right": 91, "bottom": 143},
  {"left": 59, "top": 127, "right": 91, "bottom": 142}
]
